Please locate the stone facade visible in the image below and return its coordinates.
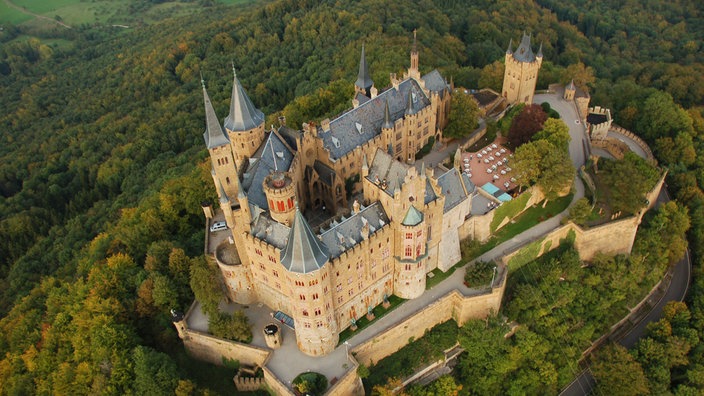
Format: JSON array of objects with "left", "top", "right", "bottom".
[{"left": 502, "top": 33, "right": 543, "bottom": 105}]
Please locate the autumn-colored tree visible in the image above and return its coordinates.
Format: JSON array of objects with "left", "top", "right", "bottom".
[
  {"left": 507, "top": 104, "right": 548, "bottom": 147},
  {"left": 532, "top": 118, "right": 571, "bottom": 151}
]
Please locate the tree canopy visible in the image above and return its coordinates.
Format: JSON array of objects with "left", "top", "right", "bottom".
[{"left": 443, "top": 90, "right": 479, "bottom": 139}]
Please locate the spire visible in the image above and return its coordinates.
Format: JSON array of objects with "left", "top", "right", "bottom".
[
  {"left": 362, "top": 153, "right": 369, "bottom": 170},
  {"left": 280, "top": 209, "right": 329, "bottom": 274},
  {"left": 506, "top": 38, "right": 513, "bottom": 54},
  {"left": 382, "top": 98, "right": 394, "bottom": 129},
  {"left": 405, "top": 90, "right": 415, "bottom": 116},
  {"left": 224, "top": 68, "right": 265, "bottom": 132},
  {"left": 202, "top": 78, "right": 230, "bottom": 149},
  {"left": 537, "top": 42, "right": 543, "bottom": 58},
  {"left": 235, "top": 171, "right": 246, "bottom": 199},
  {"left": 567, "top": 79, "right": 576, "bottom": 91},
  {"left": 355, "top": 44, "right": 374, "bottom": 94},
  {"left": 412, "top": 29, "right": 418, "bottom": 52}
]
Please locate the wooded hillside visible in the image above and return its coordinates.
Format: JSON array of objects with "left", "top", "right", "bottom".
[{"left": 1, "top": 0, "right": 702, "bottom": 394}]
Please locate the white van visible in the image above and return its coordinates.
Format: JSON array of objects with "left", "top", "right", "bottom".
[{"left": 209, "top": 221, "right": 227, "bottom": 232}]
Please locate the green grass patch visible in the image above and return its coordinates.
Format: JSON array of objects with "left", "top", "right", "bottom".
[
  {"left": 425, "top": 264, "right": 460, "bottom": 290},
  {"left": 490, "top": 190, "right": 532, "bottom": 233},
  {"left": 0, "top": 2, "right": 32, "bottom": 24},
  {"left": 363, "top": 320, "right": 459, "bottom": 392},
  {"left": 463, "top": 194, "right": 573, "bottom": 262},
  {"left": 338, "top": 295, "right": 406, "bottom": 344},
  {"left": 12, "top": 0, "right": 79, "bottom": 14}
]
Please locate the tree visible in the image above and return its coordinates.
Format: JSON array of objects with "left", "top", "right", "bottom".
[
  {"left": 372, "top": 377, "right": 407, "bottom": 396},
  {"left": 443, "top": 91, "right": 479, "bottom": 139},
  {"left": 568, "top": 197, "right": 593, "bottom": 226},
  {"left": 599, "top": 152, "right": 660, "bottom": 214},
  {"left": 562, "top": 62, "right": 596, "bottom": 93},
  {"left": 408, "top": 375, "right": 462, "bottom": 396},
  {"left": 591, "top": 344, "right": 649, "bottom": 396},
  {"left": 478, "top": 60, "right": 504, "bottom": 92},
  {"left": 511, "top": 140, "right": 574, "bottom": 203},
  {"left": 635, "top": 91, "right": 693, "bottom": 140},
  {"left": 208, "top": 311, "right": 252, "bottom": 343},
  {"left": 507, "top": 104, "right": 548, "bottom": 147},
  {"left": 533, "top": 118, "right": 571, "bottom": 151},
  {"left": 132, "top": 346, "right": 180, "bottom": 395},
  {"left": 189, "top": 257, "right": 224, "bottom": 316}
]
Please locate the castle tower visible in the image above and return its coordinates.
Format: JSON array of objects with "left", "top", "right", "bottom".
[
  {"left": 202, "top": 79, "right": 239, "bottom": 199},
  {"left": 502, "top": 33, "right": 543, "bottom": 105},
  {"left": 355, "top": 44, "right": 375, "bottom": 98},
  {"left": 262, "top": 171, "right": 297, "bottom": 226},
  {"left": 394, "top": 205, "right": 427, "bottom": 299},
  {"left": 224, "top": 66, "right": 266, "bottom": 168},
  {"left": 408, "top": 29, "right": 420, "bottom": 80},
  {"left": 280, "top": 209, "right": 338, "bottom": 356},
  {"left": 564, "top": 79, "right": 576, "bottom": 101},
  {"left": 404, "top": 91, "right": 418, "bottom": 163}
]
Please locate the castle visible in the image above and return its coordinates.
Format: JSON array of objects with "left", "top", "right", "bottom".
[{"left": 200, "top": 34, "right": 541, "bottom": 357}]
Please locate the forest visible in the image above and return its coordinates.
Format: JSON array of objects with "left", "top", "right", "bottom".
[{"left": 0, "top": 0, "right": 703, "bottom": 394}]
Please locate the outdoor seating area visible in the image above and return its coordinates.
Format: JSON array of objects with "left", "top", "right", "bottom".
[{"left": 461, "top": 139, "right": 518, "bottom": 193}]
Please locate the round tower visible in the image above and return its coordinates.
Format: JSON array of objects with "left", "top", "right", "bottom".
[
  {"left": 263, "top": 171, "right": 297, "bottom": 226},
  {"left": 281, "top": 209, "right": 338, "bottom": 356},
  {"left": 393, "top": 205, "right": 427, "bottom": 299},
  {"left": 215, "top": 243, "right": 257, "bottom": 304},
  {"left": 263, "top": 323, "right": 282, "bottom": 349}
]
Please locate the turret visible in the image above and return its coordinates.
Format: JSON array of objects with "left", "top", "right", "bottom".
[
  {"left": 224, "top": 66, "right": 266, "bottom": 167},
  {"left": 502, "top": 33, "right": 543, "bottom": 105},
  {"left": 408, "top": 29, "right": 420, "bottom": 79},
  {"left": 202, "top": 78, "right": 239, "bottom": 199},
  {"left": 262, "top": 171, "right": 297, "bottom": 226},
  {"left": 280, "top": 209, "right": 338, "bottom": 356},
  {"left": 394, "top": 205, "right": 427, "bottom": 299},
  {"left": 355, "top": 44, "right": 374, "bottom": 97}
]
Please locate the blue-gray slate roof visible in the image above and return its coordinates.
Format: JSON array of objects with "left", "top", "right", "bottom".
[
  {"left": 319, "top": 202, "right": 389, "bottom": 259},
  {"left": 281, "top": 209, "right": 329, "bottom": 274},
  {"left": 202, "top": 85, "right": 230, "bottom": 149},
  {"left": 424, "top": 178, "right": 437, "bottom": 205},
  {"left": 437, "top": 167, "right": 474, "bottom": 213},
  {"left": 224, "top": 73, "right": 265, "bottom": 132},
  {"left": 367, "top": 148, "right": 409, "bottom": 196},
  {"left": 355, "top": 44, "right": 374, "bottom": 91},
  {"left": 241, "top": 132, "right": 294, "bottom": 210},
  {"left": 512, "top": 33, "right": 536, "bottom": 63},
  {"left": 317, "top": 79, "right": 430, "bottom": 160},
  {"left": 313, "top": 160, "right": 336, "bottom": 187},
  {"left": 422, "top": 70, "right": 450, "bottom": 93},
  {"left": 251, "top": 213, "right": 290, "bottom": 250}
]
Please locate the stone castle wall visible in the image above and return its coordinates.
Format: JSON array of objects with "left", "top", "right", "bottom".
[
  {"left": 608, "top": 125, "right": 656, "bottom": 164},
  {"left": 351, "top": 275, "right": 506, "bottom": 367},
  {"left": 180, "top": 328, "right": 269, "bottom": 367}
]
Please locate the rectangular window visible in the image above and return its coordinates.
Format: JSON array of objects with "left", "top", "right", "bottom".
[
  {"left": 406, "top": 233, "right": 413, "bottom": 240},
  {"left": 405, "top": 245, "right": 413, "bottom": 257}
]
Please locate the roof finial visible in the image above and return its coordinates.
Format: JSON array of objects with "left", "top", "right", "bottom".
[
  {"left": 231, "top": 61, "right": 236, "bottom": 78},
  {"left": 200, "top": 72, "right": 205, "bottom": 89},
  {"left": 413, "top": 29, "right": 417, "bottom": 51}
]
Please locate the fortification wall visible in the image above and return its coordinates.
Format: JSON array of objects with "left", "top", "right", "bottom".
[
  {"left": 351, "top": 277, "right": 505, "bottom": 367},
  {"left": 181, "top": 329, "right": 269, "bottom": 367},
  {"left": 609, "top": 125, "right": 656, "bottom": 163},
  {"left": 234, "top": 376, "right": 265, "bottom": 392},
  {"left": 325, "top": 359, "right": 365, "bottom": 396}
]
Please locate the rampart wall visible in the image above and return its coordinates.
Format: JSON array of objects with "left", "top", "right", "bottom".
[
  {"left": 180, "top": 328, "right": 269, "bottom": 367},
  {"left": 350, "top": 272, "right": 506, "bottom": 367},
  {"left": 609, "top": 125, "right": 656, "bottom": 163}
]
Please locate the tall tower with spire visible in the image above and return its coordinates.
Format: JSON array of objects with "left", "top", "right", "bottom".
[
  {"left": 224, "top": 66, "right": 266, "bottom": 168},
  {"left": 355, "top": 44, "right": 375, "bottom": 98},
  {"left": 280, "top": 209, "right": 338, "bottom": 356},
  {"left": 502, "top": 33, "right": 543, "bottom": 104},
  {"left": 202, "top": 78, "right": 239, "bottom": 200},
  {"left": 407, "top": 29, "right": 420, "bottom": 80}
]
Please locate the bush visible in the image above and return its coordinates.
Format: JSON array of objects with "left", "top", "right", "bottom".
[{"left": 293, "top": 372, "right": 328, "bottom": 395}]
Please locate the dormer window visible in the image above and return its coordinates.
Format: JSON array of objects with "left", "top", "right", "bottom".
[
  {"left": 355, "top": 122, "right": 363, "bottom": 134},
  {"left": 332, "top": 136, "right": 341, "bottom": 148}
]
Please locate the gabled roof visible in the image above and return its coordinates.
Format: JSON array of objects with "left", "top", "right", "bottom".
[
  {"left": 202, "top": 84, "right": 230, "bottom": 149},
  {"left": 422, "top": 70, "right": 450, "bottom": 93},
  {"left": 241, "top": 132, "right": 294, "bottom": 209},
  {"left": 513, "top": 33, "right": 536, "bottom": 63},
  {"left": 280, "top": 209, "right": 329, "bottom": 274},
  {"left": 224, "top": 71, "right": 265, "bottom": 132},
  {"left": 317, "top": 78, "right": 430, "bottom": 160},
  {"left": 313, "top": 160, "right": 336, "bottom": 187},
  {"left": 320, "top": 202, "right": 389, "bottom": 259},
  {"left": 355, "top": 44, "right": 374, "bottom": 92},
  {"left": 402, "top": 205, "right": 424, "bottom": 226}
]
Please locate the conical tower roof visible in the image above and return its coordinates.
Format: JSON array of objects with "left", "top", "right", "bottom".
[
  {"left": 506, "top": 38, "right": 513, "bottom": 54},
  {"left": 405, "top": 90, "right": 416, "bottom": 116},
  {"left": 202, "top": 79, "right": 230, "bottom": 149},
  {"left": 355, "top": 44, "right": 374, "bottom": 92},
  {"left": 382, "top": 98, "right": 394, "bottom": 129},
  {"left": 280, "top": 209, "right": 329, "bottom": 274},
  {"left": 224, "top": 67, "right": 265, "bottom": 132}
]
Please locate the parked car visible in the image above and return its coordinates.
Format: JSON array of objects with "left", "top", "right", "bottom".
[{"left": 209, "top": 221, "right": 227, "bottom": 232}]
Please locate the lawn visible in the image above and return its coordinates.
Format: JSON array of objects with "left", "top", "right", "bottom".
[
  {"left": 462, "top": 193, "right": 574, "bottom": 261},
  {"left": 0, "top": 2, "right": 33, "bottom": 24},
  {"left": 338, "top": 295, "right": 406, "bottom": 344}
]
